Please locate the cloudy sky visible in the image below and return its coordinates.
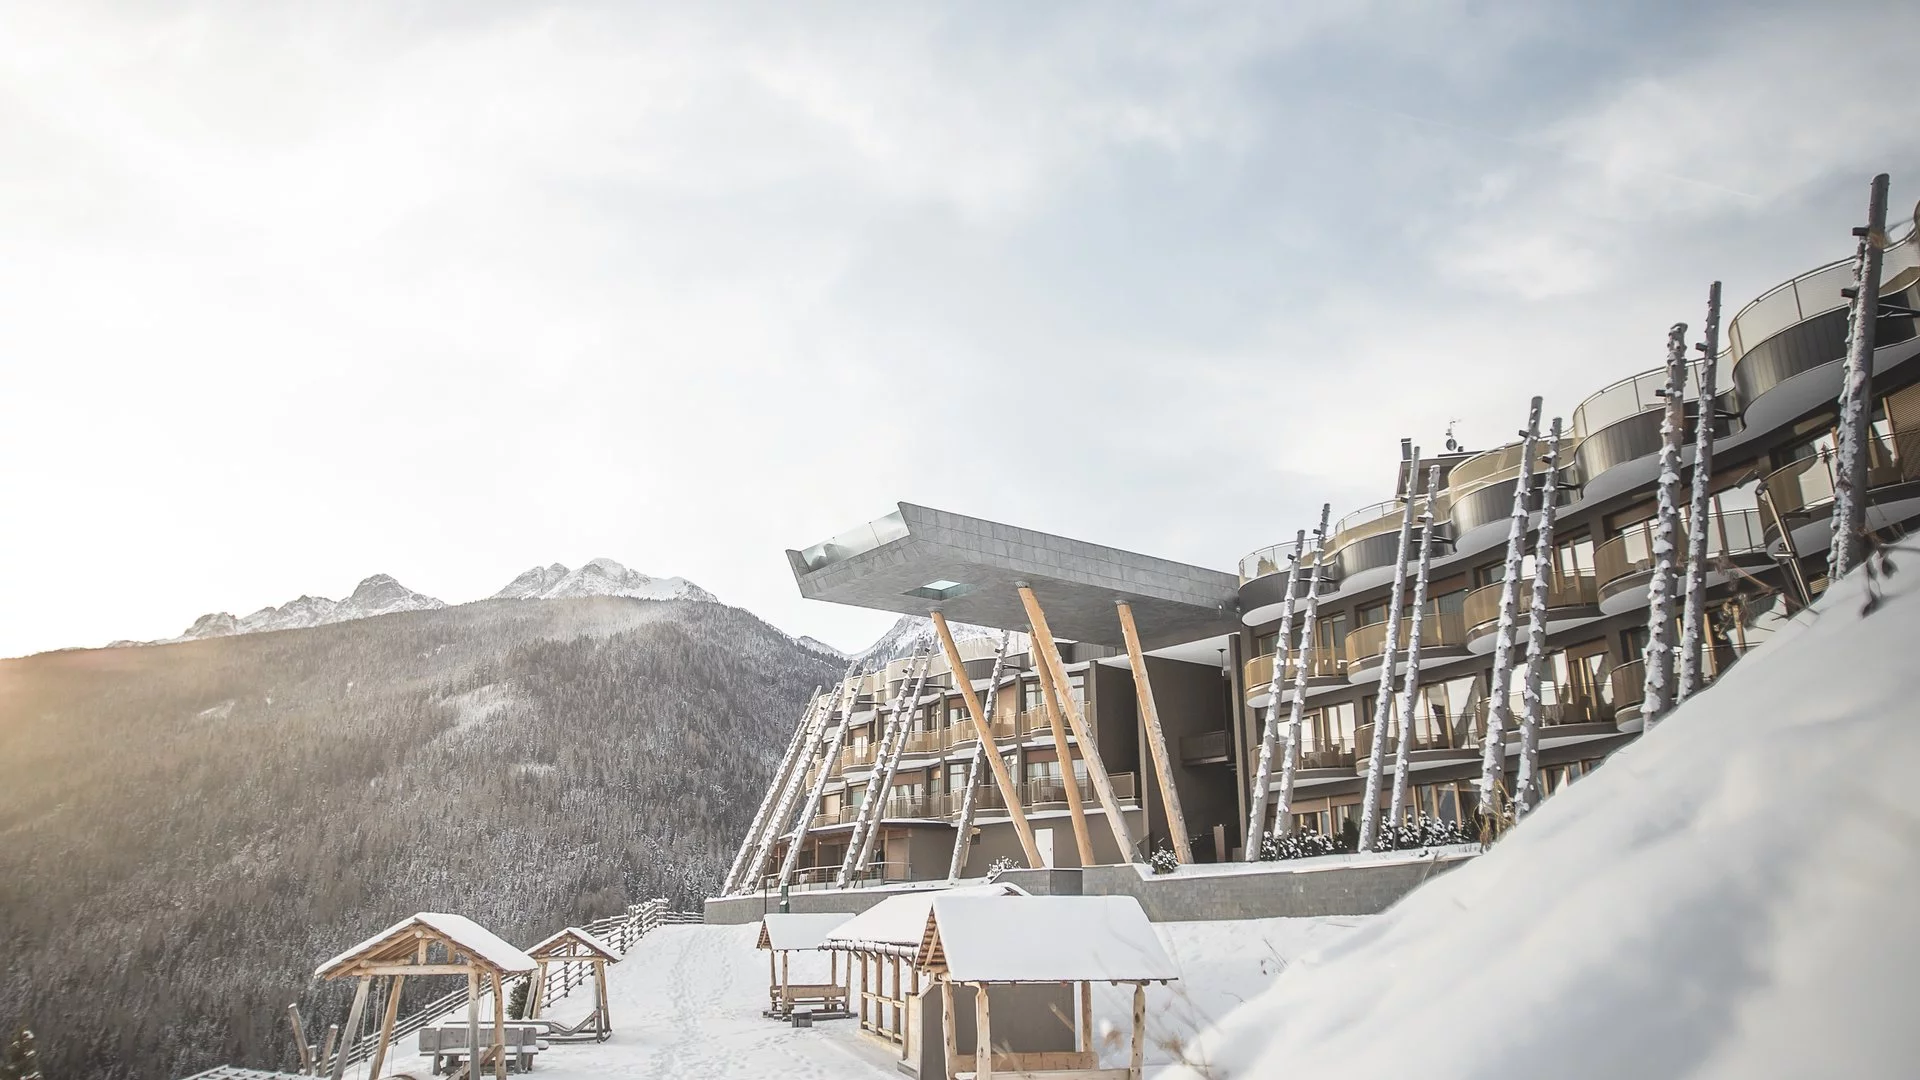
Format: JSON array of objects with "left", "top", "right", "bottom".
[{"left": 2, "top": 0, "right": 1916, "bottom": 658}]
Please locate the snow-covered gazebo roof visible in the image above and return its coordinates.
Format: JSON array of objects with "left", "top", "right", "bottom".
[
  {"left": 822, "top": 883, "right": 1027, "bottom": 958},
  {"left": 314, "top": 912, "right": 537, "bottom": 980},
  {"left": 756, "top": 912, "right": 853, "bottom": 953},
  {"left": 527, "top": 926, "right": 622, "bottom": 963},
  {"left": 918, "top": 895, "right": 1178, "bottom": 984}
]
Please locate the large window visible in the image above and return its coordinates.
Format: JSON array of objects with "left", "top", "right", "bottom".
[{"left": 1408, "top": 673, "right": 1484, "bottom": 749}]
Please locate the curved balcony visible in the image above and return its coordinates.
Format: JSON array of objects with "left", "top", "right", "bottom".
[
  {"left": 1594, "top": 508, "right": 1771, "bottom": 615},
  {"left": 1243, "top": 651, "right": 1347, "bottom": 709},
  {"left": 1463, "top": 572, "right": 1601, "bottom": 653},
  {"left": 1351, "top": 722, "right": 1478, "bottom": 777},
  {"left": 1343, "top": 610, "right": 1470, "bottom": 685},
  {"left": 1569, "top": 366, "right": 1720, "bottom": 504},
  {"left": 1758, "top": 429, "right": 1920, "bottom": 557},
  {"left": 1444, "top": 436, "right": 1578, "bottom": 557},
  {"left": 1322, "top": 499, "right": 1455, "bottom": 592},
  {"left": 1610, "top": 659, "right": 1646, "bottom": 732},
  {"left": 1238, "top": 560, "right": 1320, "bottom": 627}
]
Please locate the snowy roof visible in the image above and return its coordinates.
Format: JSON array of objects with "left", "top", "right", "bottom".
[
  {"left": 822, "top": 883, "right": 1027, "bottom": 957},
  {"left": 315, "top": 912, "right": 537, "bottom": 979},
  {"left": 756, "top": 912, "right": 855, "bottom": 952},
  {"left": 526, "top": 926, "right": 622, "bottom": 963},
  {"left": 922, "top": 896, "right": 1178, "bottom": 983}
]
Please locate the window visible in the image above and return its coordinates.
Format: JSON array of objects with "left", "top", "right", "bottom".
[
  {"left": 1316, "top": 612, "right": 1348, "bottom": 658},
  {"left": 1473, "top": 563, "right": 1504, "bottom": 588},
  {"left": 1356, "top": 601, "right": 1387, "bottom": 628},
  {"left": 1433, "top": 588, "right": 1468, "bottom": 616},
  {"left": 1254, "top": 630, "right": 1280, "bottom": 657},
  {"left": 1556, "top": 532, "right": 1595, "bottom": 580}
]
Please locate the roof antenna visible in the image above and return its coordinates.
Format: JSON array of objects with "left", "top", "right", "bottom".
[{"left": 1444, "top": 420, "right": 1463, "bottom": 454}]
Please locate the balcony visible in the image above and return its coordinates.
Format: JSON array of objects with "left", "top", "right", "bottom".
[
  {"left": 1237, "top": 557, "right": 1322, "bottom": 626},
  {"left": 1243, "top": 651, "right": 1346, "bottom": 709},
  {"left": 1758, "top": 429, "right": 1920, "bottom": 557},
  {"left": 1463, "top": 573, "right": 1601, "bottom": 653},
  {"left": 1444, "top": 436, "right": 1577, "bottom": 555},
  {"left": 1611, "top": 659, "right": 1646, "bottom": 731},
  {"left": 1351, "top": 722, "right": 1477, "bottom": 775},
  {"left": 1321, "top": 500, "right": 1456, "bottom": 592},
  {"left": 1343, "top": 610, "right": 1469, "bottom": 685},
  {"left": 1594, "top": 508, "right": 1770, "bottom": 615},
  {"left": 972, "top": 772, "right": 1140, "bottom": 813},
  {"left": 1568, "top": 367, "right": 1720, "bottom": 503},
  {"left": 1179, "top": 729, "right": 1231, "bottom": 766}
]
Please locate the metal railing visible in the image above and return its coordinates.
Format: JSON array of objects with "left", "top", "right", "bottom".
[
  {"left": 1344, "top": 610, "right": 1467, "bottom": 666},
  {"left": 1760, "top": 429, "right": 1920, "bottom": 527},
  {"left": 1610, "top": 660, "right": 1646, "bottom": 716},
  {"left": 1179, "top": 730, "right": 1229, "bottom": 764},
  {"left": 975, "top": 772, "right": 1139, "bottom": 811},
  {"left": 1570, "top": 366, "right": 1705, "bottom": 441},
  {"left": 1727, "top": 221, "right": 1919, "bottom": 362},
  {"left": 1242, "top": 650, "right": 1344, "bottom": 699},
  {"left": 1463, "top": 572, "right": 1598, "bottom": 634},
  {"left": 1445, "top": 434, "right": 1579, "bottom": 506},
  {"left": 1595, "top": 508, "right": 1766, "bottom": 593}
]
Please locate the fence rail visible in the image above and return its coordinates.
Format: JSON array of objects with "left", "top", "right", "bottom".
[{"left": 328, "top": 899, "right": 669, "bottom": 1072}]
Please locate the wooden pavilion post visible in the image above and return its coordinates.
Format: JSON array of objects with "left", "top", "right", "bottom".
[
  {"left": 975, "top": 983, "right": 995, "bottom": 1080},
  {"left": 1115, "top": 601, "right": 1192, "bottom": 864},
  {"left": 930, "top": 612, "right": 1041, "bottom": 866},
  {"left": 1129, "top": 983, "right": 1147, "bottom": 1080},
  {"left": 466, "top": 970, "right": 480, "bottom": 1080},
  {"left": 940, "top": 979, "right": 959, "bottom": 1080},
  {"left": 1033, "top": 647, "right": 1095, "bottom": 866},
  {"left": 1079, "top": 981, "right": 1092, "bottom": 1055},
  {"left": 328, "top": 976, "right": 370, "bottom": 1080},
  {"left": 1016, "top": 585, "right": 1135, "bottom": 861},
  {"left": 529, "top": 959, "right": 548, "bottom": 1019},
  {"left": 595, "top": 960, "right": 609, "bottom": 1038},
  {"left": 491, "top": 970, "right": 507, "bottom": 1080},
  {"left": 367, "top": 973, "right": 406, "bottom": 1080},
  {"left": 287, "top": 1005, "right": 314, "bottom": 1076}
]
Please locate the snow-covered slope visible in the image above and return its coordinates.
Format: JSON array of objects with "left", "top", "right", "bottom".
[
  {"left": 173, "top": 574, "right": 445, "bottom": 642},
  {"left": 1170, "top": 548, "right": 1918, "bottom": 1080},
  {"left": 852, "top": 614, "right": 1004, "bottom": 667},
  {"left": 491, "top": 558, "right": 716, "bottom": 603}
]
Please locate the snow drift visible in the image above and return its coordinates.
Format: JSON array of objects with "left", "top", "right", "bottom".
[{"left": 1170, "top": 548, "right": 1918, "bottom": 1079}]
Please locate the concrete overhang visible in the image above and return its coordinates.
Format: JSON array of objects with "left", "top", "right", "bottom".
[{"left": 787, "top": 503, "right": 1242, "bottom": 650}]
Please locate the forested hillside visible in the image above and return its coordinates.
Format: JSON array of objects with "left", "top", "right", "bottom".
[{"left": 0, "top": 598, "right": 836, "bottom": 1080}]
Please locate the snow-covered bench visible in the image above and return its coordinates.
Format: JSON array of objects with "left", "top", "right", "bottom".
[{"left": 419, "top": 1024, "right": 547, "bottom": 1074}]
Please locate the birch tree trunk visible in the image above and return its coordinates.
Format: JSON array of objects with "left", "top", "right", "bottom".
[
  {"left": 1677, "top": 282, "right": 1723, "bottom": 704},
  {"left": 1359, "top": 445, "right": 1420, "bottom": 852},
  {"left": 723, "top": 687, "right": 821, "bottom": 894},
  {"left": 744, "top": 664, "right": 856, "bottom": 891},
  {"left": 1272, "top": 503, "right": 1332, "bottom": 836},
  {"left": 1642, "top": 326, "right": 1689, "bottom": 728},
  {"left": 839, "top": 653, "right": 934, "bottom": 887},
  {"left": 1390, "top": 465, "right": 1443, "bottom": 827},
  {"left": 1514, "top": 419, "right": 1564, "bottom": 821},
  {"left": 946, "top": 633, "right": 1013, "bottom": 880},
  {"left": 1478, "top": 397, "right": 1541, "bottom": 822},
  {"left": 1829, "top": 172, "right": 1891, "bottom": 583},
  {"left": 778, "top": 667, "right": 865, "bottom": 885},
  {"left": 1243, "top": 529, "right": 1307, "bottom": 859}
]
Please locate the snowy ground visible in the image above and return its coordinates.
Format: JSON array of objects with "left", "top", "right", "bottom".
[
  {"left": 373, "top": 916, "right": 1363, "bottom": 1078},
  {"left": 1166, "top": 547, "right": 1920, "bottom": 1079}
]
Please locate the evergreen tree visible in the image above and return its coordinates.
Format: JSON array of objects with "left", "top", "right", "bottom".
[{"left": 1, "top": 1027, "right": 42, "bottom": 1080}]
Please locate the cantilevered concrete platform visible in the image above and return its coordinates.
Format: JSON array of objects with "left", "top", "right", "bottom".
[{"left": 786, "top": 503, "right": 1240, "bottom": 649}]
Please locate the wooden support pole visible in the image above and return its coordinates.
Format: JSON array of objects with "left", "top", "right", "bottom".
[
  {"left": 466, "top": 970, "right": 480, "bottom": 1080},
  {"left": 328, "top": 977, "right": 370, "bottom": 1080},
  {"left": 1016, "top": 586, "right": 1135, "bottom": 861},
  {"left": 367, "top": 973, "right": 405, "bottom": 1080},
  {"left": 595, "top": 961, "right": 610, "bottom": 1036},
  {"left": 287, "top": 1004, "right": 314, "bottom": 1076},
  {"left": 317, "top": 1025, "right": 338, "bottom": 1079},
  {"left": 1080, "top": 981, "right": 1093, "bottom": 1055},
  {"left": 941, "top": 979, "right": 959, "bottom": 1080},
  {"left": 1130, "top": 983, "right": 1147, "bottom": 1080},
  {"left": 976, "top": 983, "right": 995, "bottom": 1080},
  {"left": 530, "top": 960, "right": 547, "bottom": 1019},
  {"left": 1034, "top": 645, "right": 1095, "bottom": 866},
  {"left": 492, "top": 970, "right": 507, "bottom": 1080},
  {"left": 1115, "top": 601, "right": 1192, "bottom": 864},
  {"left": 930, "top": 611, "right": 1042, "bottom": 866}
]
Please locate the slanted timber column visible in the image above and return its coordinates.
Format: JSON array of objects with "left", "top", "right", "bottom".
[
  {"left": 746, "top": 672, "right": 850, "bottom": 891},
  {"left": 724, "top": 688, "right": 821, "bottom": 894},
  {"left": 1016, "top": 585, "right": 1135, "bottom": 861},
  {"left": 778, "top": 674, "right": 862, "bottom": 885},
  {"left": 1033, "top": 636, "right": 1095, "bottom": 866},
  {"left": 947, "top": 633, "right": 1013, "bottom": 880},
  {"left": 931, "top": 612, "right": 1042, "bottom": 866},
  {"left": 1115, "top": 601, "right": 1192, "bottom": 864}
]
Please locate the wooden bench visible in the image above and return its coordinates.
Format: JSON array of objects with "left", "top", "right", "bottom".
[
  {"left": 419, "top": 1025, "right": 548, "bottom": 1074},
  {"left": 768, "top": 981, "right": 851, "bottom": 1019}
]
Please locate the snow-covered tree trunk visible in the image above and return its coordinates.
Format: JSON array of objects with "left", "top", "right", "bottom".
[
  {"left": 1243, "top": 529, "right": 1307, "bottom": 859},
  {"left": 1390, "top": 464, "right": 1443, "bottom": 827},
  {"left": 947, "top": 633, "right": 1013, "bottom": 879},
  {"left": 1272, "top": 503, "right": 1332, "bottom": 835},
  {"left": 1642, "top": 326, "right": 1690, "bottom": 729},
  {"left": 722, "top": 686, "right": 823, "bottom": 894},
  {"left": 838, "top": 652, "right": 933, "bottom": 887},
  {"left": 1359, "top": 444, "right": 1421, "bottom": 852},
  {"left": 777, "top": 667, "right": 864, "bottom": 886},
  {"left": 1829, "top": 173, "right": 1891, "bottom": 583},
  {"left": 1514, "top": 418, "right": 1564, "bottom": 821},
  {"left": 1478, "top": 397, "right": 1541, "bottom": 820},
  {"left": 1677, "top": 282, "right": 1723, "bottom": 705},
  {"left": 744, "top": 665, "right": 855, "bottom": 891}
]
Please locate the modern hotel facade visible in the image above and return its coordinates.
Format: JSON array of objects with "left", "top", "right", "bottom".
[{"left": 727, "top": 200, "right": 1920, "bottom": 893}]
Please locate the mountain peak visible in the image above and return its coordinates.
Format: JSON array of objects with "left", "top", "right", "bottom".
[
  {"left": 491, "top": 559, "right": 717, "bottom": 604},
  {"left": 169, "top": 575, "right": 444, "bottom": 643}
]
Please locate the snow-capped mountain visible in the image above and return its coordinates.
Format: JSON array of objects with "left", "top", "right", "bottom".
[
  {"left": 797, "top": 636, "right": 847, "bottom": 660},
  {"left": 851, "top": 614, "right": 1005, "bottom": 668},
  {"left": 490, "top": 558, "right": 717, "bottom": 604},
  {"left": 173, "top": 575, "right": 446, "bottom": 642}
]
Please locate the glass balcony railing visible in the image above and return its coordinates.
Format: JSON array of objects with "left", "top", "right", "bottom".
[
  {"left": 1759, "top": 429, "right": 1920, "bottom": 526},
  {"left": 793, "top": 510, "right": 911, "bottom": 573},
  {"left": 1445, "top": 435, "right": 1580, "bottom": 507},
  {"left": 1594, "top": 508, "right": 1766, "bottom": 593},
  {"left": 1569, "top": 365, "right": 1706, "bottom": 442},
  {"left": 1344, "top": 610, "right": 1468, "bottom": 666},
  {"left": 1727, "top": 224, "right": 1920, "bottom": 363},
  {"left": 1610, "top": 660, "right": 1646, "bottom": 717},
  {"left": 1463, "top": 572, "right": 1599, "bottom": 634},
  {"left": 1242, "top": 651, "right": 1345, "bottom": 700}
]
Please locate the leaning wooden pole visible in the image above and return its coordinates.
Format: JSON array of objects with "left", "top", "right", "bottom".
[
  {"left": 723, "top": 688, "right": 822, "bottom": 894},
  {"left": 366, "top": 973, "right": 405, "bottom": 1080},
  {"left": 1243, "top": 529, "right": 1306, "bottom": 859},
  {"left": 1035, "top": 624, "right": 1096, "bottom": 866},
  {"left": 1642, "top": 328, "right": 1689, "bottom": 729},
  {"left": 841, "top": 653, "right": 935, "bottom": 885},
  {"left": 1830, "top": 172, "right": 1891, "bottom": 582},
  {"left": 1389, "top": 465, "right": 1443, "bottom": 826},
  {"left": 328, "top": 976, "right": 371, "bottom": 1080},
  {"left": 1678, "top": 282, "right": 1724, "bottom": 705},
  {"left": 1359, "top": 442, "right": 1421, "bottom": 852},
  {"left": 745, "top": 668, "right": 853, "bottom": 891},
  {"left": 946, "top": 632, "right": 1013, "bottom": 879},
  {"left": 932, "top": 612, "right": 1043, "bottom": 867},
  {"left": 1514, "top": 419, "right": 1565, "bottom": 821},
  {"left": 1017, "top": 586, "right": 1136, "bottom": 861},
  {"left": 1478, "top": 397, "right": 1541, "bottom": 821},
  {"left": 1272, "top": 504, "right": 1332, "bottom": 835},
  {"left": 1116, "top": 600, "right": 1192, "bottom": 863},
  {"left": 778, "top": 670, "right": 864, "bottom": 886}
]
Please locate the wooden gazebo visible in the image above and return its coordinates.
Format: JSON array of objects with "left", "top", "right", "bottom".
[
  {"left": 917, "top": 895, "right": 1179, "bottom": 1080},
  {"left": 524, "top": 927, "right": 621, "bottom": 1041},
  {"left": 755, "top": 912, "right": 853, "bottom": 1019},
  {"left": 314, "top": 912, "right": 537, "bottom": 1080}
]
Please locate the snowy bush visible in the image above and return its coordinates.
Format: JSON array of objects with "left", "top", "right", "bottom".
[
  {"left": 1259, "top": 830, "right": 1339, "bottom": 860},
  {"left": 1149, "top": 844, "right": 1179, "bottom": 875},
  {"left": 1257, "top": 831, "right": 1283, "bottom": 861},
  {"left": 509, "top": 976, "right": 531, "bottom": 1020},
  {"left": 985, "top": 856, "right": 1020, "bottom": 880},
  {"left": 1, "top": 1028, "right": 41, "bottom": 1080},
  {"left": 1369, "top": 813, "right": 1472, "bottom": 851}
]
